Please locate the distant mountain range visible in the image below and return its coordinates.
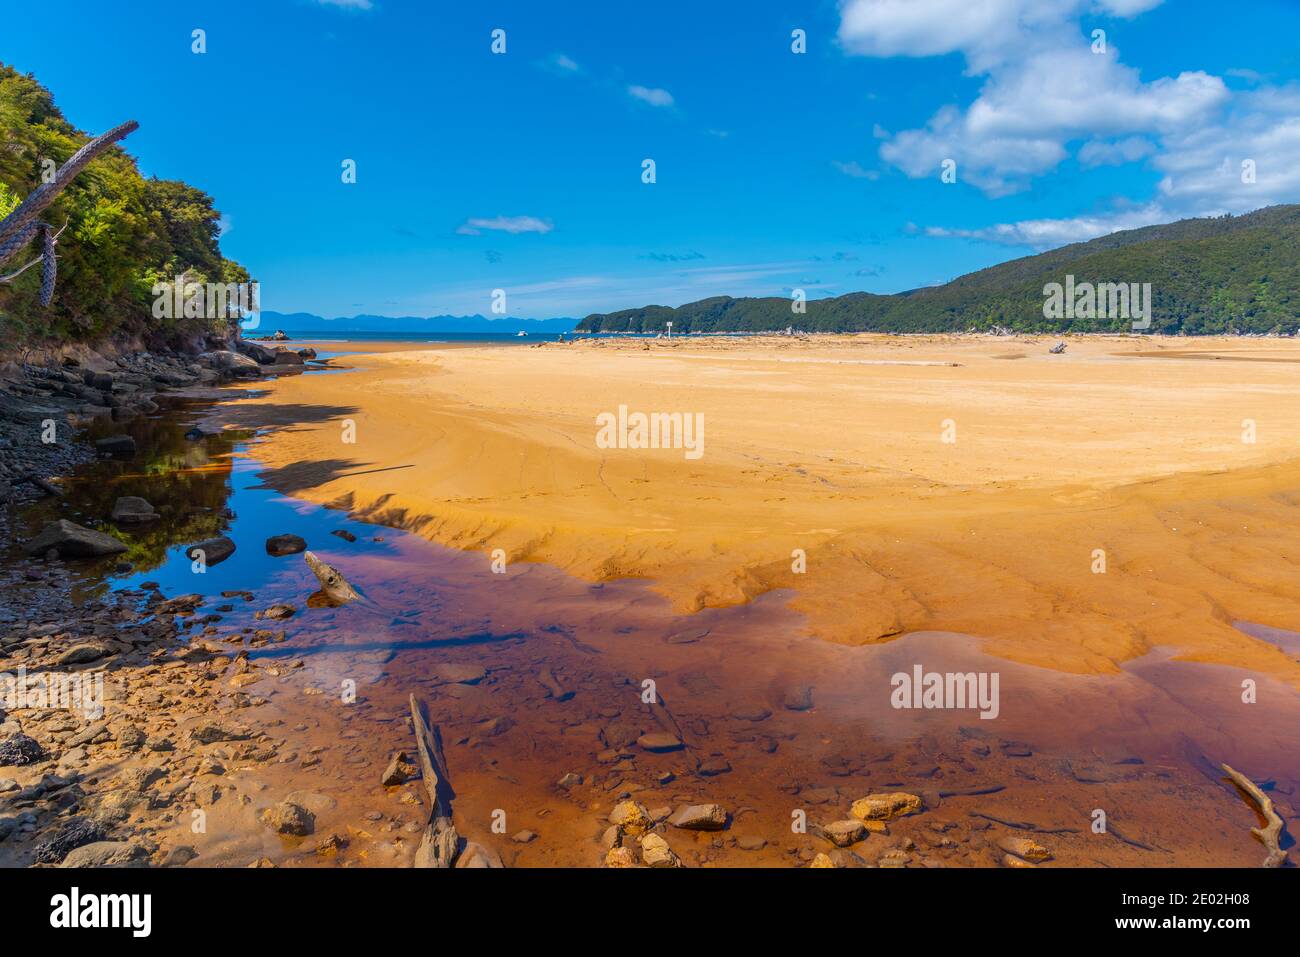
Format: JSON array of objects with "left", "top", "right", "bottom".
[
  {"left": 577, "top": 205, "right": 1300, "bottom": 336},
  {"left": 259, "top": 312, "right": 579, "bottom": 334}
]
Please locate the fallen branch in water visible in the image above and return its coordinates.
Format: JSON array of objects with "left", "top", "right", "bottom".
[
  {"left": 1221, "top": 763, "right": 1287, "bottom": 868},
  {"left": 303, "top": 550, "right": 362, "bottom": 603},
  {"left": 409, "top": 693, "right": 458, "bottom": 868}
]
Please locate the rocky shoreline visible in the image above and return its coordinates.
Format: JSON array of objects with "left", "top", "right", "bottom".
[{"left": 0, "top": 336, "right": 322, "bottom": 868}]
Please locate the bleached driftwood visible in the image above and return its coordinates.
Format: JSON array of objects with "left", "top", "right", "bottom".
[
  {"left": 409, "top": 693, "right": 459, "bottom": 868},
  {"left": 1221, "top": 763, "right": 1287, "bottom": 868},
  {"left": 303, "top": 550, "right": 362, "bottom": 603}
]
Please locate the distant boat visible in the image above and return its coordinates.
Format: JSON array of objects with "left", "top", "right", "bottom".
[{"left": 516, "top": 331, "right": 527, "bottom": 337}]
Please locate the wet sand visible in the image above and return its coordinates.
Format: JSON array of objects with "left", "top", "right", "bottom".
[
  {"left": 154, "top": 332, "right": 1295, "bottom": 867},
  {"left": 9, "top": 335, "right": 1293, "bottom": 869},
  {"left": 230, "top": 334, "right": 1300, "bottom": 679}
]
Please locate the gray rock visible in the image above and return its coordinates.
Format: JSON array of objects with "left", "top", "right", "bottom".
[
  {"left": 265, "top": 534, "right": 307, "bottom": 556},
  {"left": 110, "top": 496, "right": 158, "bottom": 523},
  {"left": 0, "top": 733, "right": 45, "bottom": 766},
  {"left": 24, "top": 520, "right": 128, "bottom": 557},
  {"left": 55, "top": 642, "right": 109, "bottom": 666},
  {"left": 33, "top": 817, "right": 106, "bottom": 864},
  {"left": 185, "top": 536, "right": 236, "bottom": 566},
  {"left": 59, "top": 840, "right": 149, "bottom": 868},
  {"left": 264, "top": 801, "right": 315, "bottom": 836}
]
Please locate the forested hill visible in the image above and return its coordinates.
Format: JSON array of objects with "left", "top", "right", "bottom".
[
  {"left": 577, "top": 205, "right": 1300, "bottom": 335},
  {"left": 0, "top": 64, "right": 249, "bottom": 345}
]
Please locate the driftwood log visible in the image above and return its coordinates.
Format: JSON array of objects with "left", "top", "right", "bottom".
[
  {"left": 1221, "top": 763, "right": 1287, "bottom": 868},
  {"left": 303, "top": 550, "right": 362, "bottom": 603},
  {"left": 0, "top": 120, "right": 138, "bottom": 305},
  {"left": 409, "top": 693, "right": 459, "bottom": 868}
]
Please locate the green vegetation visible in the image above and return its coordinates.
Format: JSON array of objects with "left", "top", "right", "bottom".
[
  {"left": 578, "top": 205, "right": 1300, "bottom": 335},
  {"left": 0, "top": 63, "right": 249, "bottom": 346}
]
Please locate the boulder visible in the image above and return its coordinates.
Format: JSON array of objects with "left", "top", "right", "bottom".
[
  {"left": 110, "top": 496, "right": 158, "bottom": 523},
  {"left": 265, "top": 533, "right": 307, "bottom": 556},
  {"left": 234, "top": 339, "right": 280, "bottom": 364},
  {"left": 24, "top": 520, "right": 128, "bottom": 557}
]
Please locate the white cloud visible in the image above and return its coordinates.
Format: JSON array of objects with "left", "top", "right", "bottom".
[
  {"left": 1077, "top": 136, "right": 1156, "bottom": 167},
  {"left": 924, "top": 202, "right": 1169, "bottom": 247},
  {"left": 837, "top": 0, "right": 1217, "bottom": 194},
  {"left": 456, "top": 215, "right": 554, "bottom": 236},
  {"left": 839, "top": 0, "right": 1300, "bottom": 243},
  {"left": 315, "top": 0, "right": 374, "bottom": 10},
  {"left": 628, "top": 85, "right": 675, "bottom": 108},
  {"left": 541, "top": 52, "right": 581, "bottom": 74},
  {"left": 832, "top": 160, "right": 879, "bottom": 179}
]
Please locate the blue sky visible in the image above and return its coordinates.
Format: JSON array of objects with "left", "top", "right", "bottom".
[{"left": 6, "top": 0, "right": 1300, "bottom": 319}]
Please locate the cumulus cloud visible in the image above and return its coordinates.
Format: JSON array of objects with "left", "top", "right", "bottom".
[
  {"left": 628, "top": 85, "right": 675, "bottom": 108},
  {"left": 456, "top": 215, "right": 554, "bottom": 236},
  {"left": 838, "top": 0, "right": 1300, "bottom": 243}
]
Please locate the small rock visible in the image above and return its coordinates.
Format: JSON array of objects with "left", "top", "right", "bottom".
[
  {"left": 264, "top": 801, "right": 315, "bottom": 836},
  {"left": 256, "top": 603, "right": 297, "bottom": 621},
  {"left": 998, "top": 836, "right": 1052, "bottom": 862},
  {"left": 110, "top": 496, "right": 158, "bottom": 523},
  {"left": 636, "top": 731, "right": 683, "bottom": 753},
  {"left": 640, "top": 832, "right": 682, "bottom": 868},
  {"left": 59, "top": 841, "right": 148, "bottom": 868},
  {"left": 819, "top": 819, "right": 868, "bottom": 847},
  {"left": 55, "top": 642, "right": 110, "bottom": 666},
  {"left": 782, "top": 685, "right": 815, "bottom": 711},
  {"left": 511, "top": 830, "right": 537, "bottom": 844},
  {"left": 0, "top": 733, "right": 45, "bottom": 766},
  {"left": 668, "top": 803, "right": 728, "bottom": 830},
  {"left": 265, "top": 534, "right": 307, "bottom": 556},
  {"left": 432, "top": 663, "right": 486, "bottom": 685},
  {"left": 604, "top": 846, "right": 638, "bottom": 868},
  {"left": 850, "top": 792, "right": 924, "bottom": 822},
  {"left": 186, "top": 536, "right": 236, "bottom": 567},
  {"left": 608, "top": 800, "right": 652, "bottom": 832},
  {"left": 33, "top": 817, "right": 106, "bottom": 864}
]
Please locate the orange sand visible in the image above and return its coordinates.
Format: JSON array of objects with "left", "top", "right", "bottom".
[{"left": 226, "top": 334, "right": 1300, "bottom": 680}]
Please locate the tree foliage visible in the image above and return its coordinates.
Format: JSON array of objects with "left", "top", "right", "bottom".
[
  {"left": 579, "top": 206, "right": 1300, "bottom": 336},
  {"left": 0, "top": 63, "right": 249, "bottom": 345}
]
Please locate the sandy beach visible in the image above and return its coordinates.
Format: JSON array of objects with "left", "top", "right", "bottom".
[{"left": 230, "top": 334, "right": 1300, "bottom": 680}]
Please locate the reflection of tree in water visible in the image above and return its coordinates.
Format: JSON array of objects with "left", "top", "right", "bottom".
[{"left": 59, "top": 402, "right": 254, "bottom": 574}]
